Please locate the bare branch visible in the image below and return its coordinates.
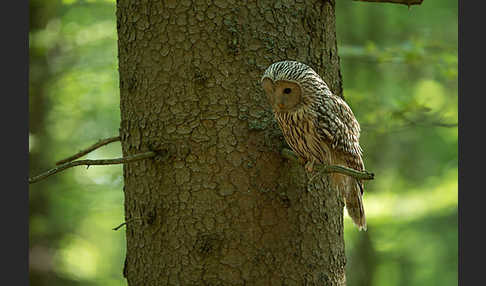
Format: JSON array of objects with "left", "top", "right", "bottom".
[
  {"left": 353, "top": 0, "right": 423, "bottom": 6},
  {"left": 56, "top": 136, "right": 121, "bottom": 165},
  {"left": 361, "top": 120, "right": 458, "bottom": 134},
  {"left": 29, "top": 151, "right": 156, "bottom": 184},
  {"left": 281, "top": 148, "right": 375, "bottom": 180},
  {"left": 113, "top": 217, "right": 143, "bottom": 231},
  {"left": 113, "top": 222, "right": 128, "bottom": 231},
  {"left": 403, "top": 118, "right": 458, "bottom": 128}
]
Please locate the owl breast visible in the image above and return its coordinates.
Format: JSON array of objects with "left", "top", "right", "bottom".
[{"left": 275, "top": 111, "right": 333, "bottom": 165}]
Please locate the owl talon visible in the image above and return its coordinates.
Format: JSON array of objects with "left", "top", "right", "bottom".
[{"left": 305, "top": 160, "right": 315, "bottom": 173}]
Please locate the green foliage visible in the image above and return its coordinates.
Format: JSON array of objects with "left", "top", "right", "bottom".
[
  {"left": 29, "top": 1, "right": 125, "bottom": 285},
  {"left": 29, "top": 0, "right": 457, "bottom": 285},
  {"left": 337, "top": 1, "right": 457, "bottom": 286}
]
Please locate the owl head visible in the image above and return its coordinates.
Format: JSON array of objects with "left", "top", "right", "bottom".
[{"left": 261, "top": 60, "right": 331, "bottom": 113}]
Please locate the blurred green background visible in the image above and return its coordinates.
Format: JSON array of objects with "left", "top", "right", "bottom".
[{"left": 28, "top": 1, "right": 457, "bottom": 285}]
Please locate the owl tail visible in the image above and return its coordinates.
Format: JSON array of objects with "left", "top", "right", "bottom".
[{"left": 332, "top": 174, "right": 367, "bottom": 231}]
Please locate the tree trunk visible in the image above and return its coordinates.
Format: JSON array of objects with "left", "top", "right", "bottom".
[{"left": 116, "top": 0, "right": 346, "bottom": 285}]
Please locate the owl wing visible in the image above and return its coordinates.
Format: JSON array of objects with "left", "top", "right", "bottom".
[
  {"left": 315, "top": 95, "right": 364, "bottom": 171},
  {"left": 316, "top": 95, "right": 367, "bottom": 230}
]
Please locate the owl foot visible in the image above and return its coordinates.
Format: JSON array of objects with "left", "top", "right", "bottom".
[
  {"left": 305, "top": 160, "right": 319, "bottom": 183},
  {"left": 305, "top": 160, "right": 315, "bottom": 173}
]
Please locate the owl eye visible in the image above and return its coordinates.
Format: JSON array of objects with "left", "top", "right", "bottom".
[{"left": 283, "top": 88, "right": 292, "bottom": 94}]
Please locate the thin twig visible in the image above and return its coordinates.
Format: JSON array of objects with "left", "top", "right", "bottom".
[
  {"left": 113, "top": 217, "right": 143, "bottom": 231},
  {"left": 318, "top": 164, "right": 374, "bottom": 180},
  {"left": 281, "top": 148, "right": 375, "bottom": 180},
  {"left": 113, "top": 222, "right": 128, "bottom": 231},
  {"left": 353, "top": 0, "right": 423, "bottom": 6},
  {"left": 29, "top": 151, "right": 156, "bottom": 184},
  {"left": 56, "top": 136, "right": 121, "bottom": 165},
  {"left": 361, "top": 121, "right": 458, "bottom": 134}
]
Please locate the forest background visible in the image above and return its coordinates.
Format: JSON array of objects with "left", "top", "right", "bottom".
[{"left": 29, "top": 0, "right": 458, "bottom": 285}]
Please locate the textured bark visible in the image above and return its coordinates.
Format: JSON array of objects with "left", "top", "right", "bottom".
[{"left": 116, "top": 0, "right": 346, "bottom": 285}]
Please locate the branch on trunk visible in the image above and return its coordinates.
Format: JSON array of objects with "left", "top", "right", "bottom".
[
  {"left": 56, "top": 136, "right": 121, "bottom": 165},
  {"left": 113, "top": 217, "right": 143, "bottom": 231},
  {"left": 281, "top": 148, "right": 375, "bottom": 180},
  {"left": 29, "top": 151, "right": 157, "bottom": 184},
  {"left": 353, "top": 0, "right": 423, "bottom": 6}
]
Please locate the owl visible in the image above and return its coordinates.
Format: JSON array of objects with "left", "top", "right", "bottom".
[{"left": 261, "top": 60, "right": 367, "bottom": 231}]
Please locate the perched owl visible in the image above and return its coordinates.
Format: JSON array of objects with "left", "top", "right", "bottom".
[{"left": 261, "top": 60, "right": 367, "bottom": 231}]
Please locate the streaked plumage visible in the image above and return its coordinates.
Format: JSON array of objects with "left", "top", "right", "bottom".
[{"left": 261, "top": 60, "right": 367, "bottom": 230}]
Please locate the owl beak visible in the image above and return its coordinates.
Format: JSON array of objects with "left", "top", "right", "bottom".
[{"left": 276, "top": 96, "right": 286, "bottom": 110}]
